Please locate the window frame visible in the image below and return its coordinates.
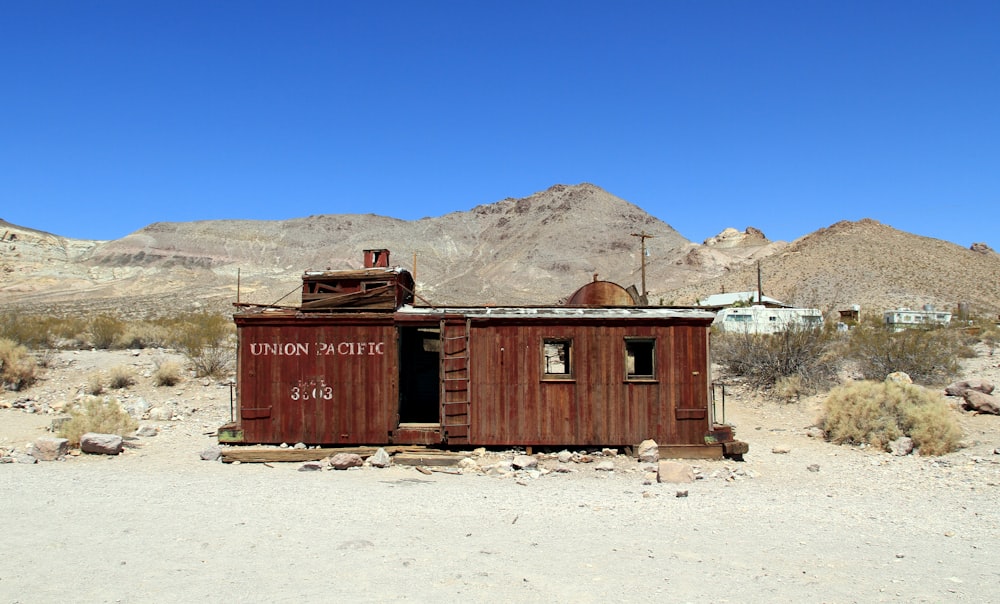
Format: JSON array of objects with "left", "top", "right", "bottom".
[
  {"left": 541, "top": 337, "right": 574, "bottom": 380},
  {"left": 624, "top": 337, "right": 657, "bottom": 382}
]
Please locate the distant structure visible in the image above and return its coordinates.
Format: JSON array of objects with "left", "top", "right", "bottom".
[
  {"left": 883, "top": 305, "right": 952, "bottom": 331},
  {"left": 696, "top": 291, "right": 789, "bottom": 309},
  {"left": 714, "top": 305, "right": 823, "bottom": 334}
]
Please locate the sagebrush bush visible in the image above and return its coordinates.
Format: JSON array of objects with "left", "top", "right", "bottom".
[
  {"left": 167, "top": 312, "right": 234, "bottom": 378},
  {"left": 712, "top": 325, "right": 839, "bottom": 393},
  {"left": 153, "top": 358, "right": 183, "bottom": 386},
  {"left": 846, "top": 325, "right": 961, "bottom": 385},
  {"left": 820, "top": 380, "right": 962, "bottom": 456},
  {"left": 108, "top": 365, "right": 135, "bottom": 389},
  {"left": 0, "top": 338, "right": 38, "bottom": 391},
  {"left": 57, "top": 396, "right": 138, "bottom": 446},
  {"left": 89, "top": 315, "right": 125, "bottom": 349},
  {"left": 85, "top": 372, "right": 104, "bottom": 395}
]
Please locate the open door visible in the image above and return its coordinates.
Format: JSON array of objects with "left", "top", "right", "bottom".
[{"left": 396, "top": 326, "right": 442, "bottom": 444}]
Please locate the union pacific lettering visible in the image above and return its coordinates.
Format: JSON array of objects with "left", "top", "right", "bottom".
[{"left": 249, "top": 342, "right": 385, "bottom": 356}]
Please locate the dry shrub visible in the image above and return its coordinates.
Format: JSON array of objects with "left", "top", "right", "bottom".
[
  {"left": 57, "top": 396, "right": 138, "bottom": 446},
  {"left": 85, "top": 372, "right": 104, "bottom": 395},
  {"left": 89, "top": 315, "right": 125, "bottom": 350},
  {"left": 712, "top": 325, "right": 838, "bottom": 393},
  {"left": 0, "top": 338, "right": 38, "bottom": 391},
  {"left": 168, "top": 312, "right": 234, "bottom": 378},
  {"left": 108, "top": 365, "right": 135, "bottom": 389},
  {"left": 846, "top": 325, "right": 961, "bottom": 385},
  {"left": 820, "top": 380, "right": 962, "bottom": 456},
  {"left": 154, "top": 358, "right": 183, "bottom": 387},
  {"left": 115, "top": 321, "right": 172, "bottom": 349}
]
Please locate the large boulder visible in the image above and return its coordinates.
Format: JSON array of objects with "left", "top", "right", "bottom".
[
  {"left": 80, "top": 433, "right": 124, "bottom": 455},
  {"left": 28, "top": 437, "right": 69, "bottom": 461},
  {"left": 329, "top": 452, "right": 363, "bottom": 470},
  {"left": 945, "top": 379, "right": 995, "bottom": 397},
  {"left": 637, "top": 439, "right": 659, "bottom": 463},
  {"left": 962, "top": 390, "right": 1000, "bottom": 415}
]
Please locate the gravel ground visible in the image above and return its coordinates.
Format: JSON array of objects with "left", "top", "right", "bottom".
[{"left": 2, "top": 348, "right": 999, "bottom": 603}]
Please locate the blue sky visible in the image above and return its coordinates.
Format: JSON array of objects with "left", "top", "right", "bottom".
[{"left": 2, "top": 1, "right": 998, "bottom": 247}]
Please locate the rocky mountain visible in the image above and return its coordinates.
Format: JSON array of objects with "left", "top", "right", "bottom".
[{"left": 2, "top": 184, "right": 998, "bottom": 318}]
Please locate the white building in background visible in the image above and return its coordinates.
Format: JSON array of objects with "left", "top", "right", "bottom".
[
  {"left": 883, "top": 306, "right": 951, "bottom": 331},
  {"left": 714, "top": 305, "right": 824, "bottom": 334}
]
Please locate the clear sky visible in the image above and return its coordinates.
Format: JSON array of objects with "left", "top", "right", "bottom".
[{"left": 3, "top": 1, "right": 998, "bottom": 248}]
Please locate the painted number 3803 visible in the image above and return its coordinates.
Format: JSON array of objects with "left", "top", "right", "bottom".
[{"left": 290, "top": 380, "right": 333, "bottom": 401}]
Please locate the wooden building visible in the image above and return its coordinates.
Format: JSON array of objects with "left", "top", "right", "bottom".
[{"left": 220, "top": 251, "right": 744, "bottom": 456}]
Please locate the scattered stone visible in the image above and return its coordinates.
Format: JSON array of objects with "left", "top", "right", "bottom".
[
  {"left": 15, "top": 453, "right": 38, "bottom": 464},
  {"left": 458, "top": 457, "right": 480, "bottom": 472},
  {"left": 807, "top": 464, "right": 820, "bottom": 472},
  {"left": 601, "top": 448, "right": 618, "bottom": 457},
  {"left": 125, "top": 398, "right": 150, "bottom": 418},
  {"left": 135, "top": 425, "right": 159, "bottom": 437},
  {"left": 572, "top": 453, "right": 594, "bottom": 463},
  {"left": 553, "top": 463, "right": 573, "bottom": 473},
  {"left": 50, "top": 416, "right": 71, "bottom": 433},
  {"left": 946, "top": 379, "right": 995, "bottom": 397},
  {"left": 199, "top": 447, "right": 222, "bottom": 461},
  {"left": 637, "top": 439, "right": 659, "bottom": 463},
  {"left": 886, "top": 372, "right": 912, "bottom": 385},
  {"left": 298, "top": 461, "right": 324, "bottom": 471},
  {"left": 657, "top": 460, "right": 695, "bottom": 484},
  {"left": 29, "top": 437, "right": 69, "bottom": 461},
  {"left": 147, "top": 407, "right": 171, "bottom": 421},
  {"left": 293, "top": 442, "right": 307, "bottom": 449},
  {"left": 80, "top": 433, "right": 124, "bottom": 455},
  {"left": 557, "top": 450, "right": 573, "bottom": 463},
  {"left": 595, "top": 460, "right": 615, "bottom": 472},
  {"left": 804, "top": 426, "right": 825, "bottom": 439},
  {"left": 368, "top": 447, "right": 392, "bottom": 468},
  {"left": 771, "top": 445, "right": 791, "bottom": 454},
  {"left": 889, "top": 436, "right": 914, "bottom": 456},
  {"left": 329, "top": 452, "right": 363, "bottom": 470},
  {"left": 675, "top": 490, "right": 689, "bottom": 498},
  {"left": 961, "top": 390, "right": 1000, "bottom": 415},
  {"left": 512, "top": 454, "right": 537, "bottom": 470}
]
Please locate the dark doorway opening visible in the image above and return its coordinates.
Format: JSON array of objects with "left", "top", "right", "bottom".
[{"left": 398, "top": 326, "right": 440, "bottom": 424}]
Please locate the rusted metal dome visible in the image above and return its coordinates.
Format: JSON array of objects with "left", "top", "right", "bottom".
[{"left": 566, "top": 280, "right": 636, "bottom": 306}]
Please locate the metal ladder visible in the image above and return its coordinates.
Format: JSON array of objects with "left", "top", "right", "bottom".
[{"left": 439, "top": 317, "right": 471, "bottom": 444}]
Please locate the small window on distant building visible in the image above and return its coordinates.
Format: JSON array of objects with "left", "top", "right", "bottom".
[
  {"left": 543, "top": 339, "right": 573, "bottom": 378},
  {"left": 625, "top": 338, "right": 656, "bottom": 380}
]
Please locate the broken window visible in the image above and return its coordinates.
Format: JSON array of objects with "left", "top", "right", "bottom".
[
  {"left": 625, "top": 338, "right": 655, "bottom": 380},
  {"left": 542, "top": 338, "right": 573, "bottom": 378}
]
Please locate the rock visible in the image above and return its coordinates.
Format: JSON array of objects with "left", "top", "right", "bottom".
[
  {"left": 675, "top": 490, "right": 689, "bottom": 498},
  {"left": 135, "top": 425, "right": 159, "bottom": 437},
  {"left": 970, "top": 242, "right": 995, "bottom": 254},
  {"left": 961, "top": 390, "right": 1000, "bottom": 415},
  {"left": 601, "top": 448, "right": 618, "bottom": 457},
  {"left": 595, "top": 460, "right": 615, "bottom": 472},
  {"left": 368, "top": 447, "right": 392, "bottom": 468},
  {"left": 637, "top": 439, "right": 659, "bottom": 463},
  {"left": 458, "top": 457, "right": 480, "bottom": 472},
  {"left": 771, "top": 445, "right": 791, "bottom": 454},
  {"left": 15, "top": 453, "right": 38, "bottom": 464},
  {"left": 293, "top": 442, "right": 307, "bottom": 449},
  {"left": 657, "top": 460, "right": 695, "bottom": 483},
  {"left": 889, "top": 436, "right": 914, "bottom": 456},
  {"left": 80, "top": 433, "right": 124, "bottom": 455},
  {"left": 885, "top": 372, "right": 912, "bottom": 385},
  {"left": 199, "top": 447, "right": 222, "bottom": 461},
  {"left": 572, "top": 453, "right": 594, "bottom": 464},
  {"left": 147, "top": 407, "right": 171, "bottom": 421},
  {"left": 807, "top": 464, "right": 820, "bottom": 472},
  {"left": 29, "top": 437, "right": 69, "bottom": 461},
  {"left": 512, "top": 454, "right": 537, "bottom": 470},
  {"left": 557, "top": 450, "right": 573, "bottom": 463},
  {"left": 329, "top": 452, "right": 363, "bottom": 470},
  {"left": 298, "top": 461, "right": 324, "bottom": 471},
  {"left": 946, "top": 379, "right": 995, "bottom": 397},
  {"left": 125, "top": 397, "right": 150, "bottom": 418},
  {"left": 804, "top": 427, "right": 825, "bottom": 439}
]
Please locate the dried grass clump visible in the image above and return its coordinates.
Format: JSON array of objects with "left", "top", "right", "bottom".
[
  {"left": 0, "top": 338, "right": 38, "bottom": 391},
  {"left": 57, "top": 396, "right": 138, "bottom": 446},
  {"left": 167, "top": 312, "right": 235, "bottom": 378},
  {"left": 820, "top": 380, "right": 962, "bottom": 456},
  {"left": 89, "top": 315, "right": 125, "bottom": 350},
  {"left": 153, "top": 359, "right": 183, "bottom": 387},
  {"left": 85, "top": 372, "right": 104, "bottom": 395},
  {"left": 108, "top": 365, "right": 135, "bottom": 389}
]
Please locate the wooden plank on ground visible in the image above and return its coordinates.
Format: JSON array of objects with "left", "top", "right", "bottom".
[
  {"left": 221, "top": 445, "right": 431, "bottom": 464},
  {"left": 393, "top": 452, "right": 466, "bottom": 467},
  {"left": 658, "top": 444, "right": 724, "bottom": 460}
]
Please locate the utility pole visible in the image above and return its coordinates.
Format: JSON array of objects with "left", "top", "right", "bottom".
[{"left": 630, "top": 231, "right": 654, "bottom": 301}]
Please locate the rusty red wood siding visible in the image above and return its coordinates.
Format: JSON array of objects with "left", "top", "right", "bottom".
[
  {"left": 235, "top": 315, "right": 397, "bottom": 445},
  {"left": 467, "top": 320, "right": 711, "bottom": 446}
]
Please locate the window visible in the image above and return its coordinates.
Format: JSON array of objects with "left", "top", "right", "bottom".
[
  {"left": 542, "top": 339, "right": 573, "bottom": 378},
  {"left": 625, "top": 338, "right": 656, "bottom": 380}
]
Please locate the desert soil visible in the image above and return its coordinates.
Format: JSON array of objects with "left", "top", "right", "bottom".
[{"left": 1, "top": 347, "right": 999, "bottom": 603}]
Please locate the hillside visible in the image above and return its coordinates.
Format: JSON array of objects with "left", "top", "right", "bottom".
[{"left": 2, "top": 186, "right": 999, "bottom": 318}]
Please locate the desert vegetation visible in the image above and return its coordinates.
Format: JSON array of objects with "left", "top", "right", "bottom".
[
  {"left": 0, "top": 309, "right": 236, "bottom": 381},
  {"left": 56, "top": 395, "right": 139, "bottom": 447}
]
